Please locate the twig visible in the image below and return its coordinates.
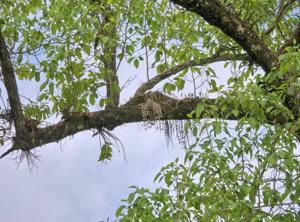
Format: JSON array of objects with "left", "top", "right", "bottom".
[{"left": 0, "top": 147, "right": 15, "bottom": 159}]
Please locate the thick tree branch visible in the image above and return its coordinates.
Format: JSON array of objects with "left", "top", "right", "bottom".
[
  {"left": 134, "top": 54, "right": 248, "bottom": 97},
  {"left": 0, "top": 30, "right": 24, "bottom": 130},
  {"left": 170, "top": 0, "right": 277, "bottom": 72},
  {"left": 1, "top": 90, "right": 295, "bottom": 159},
  {"left": 277, "top": 22, "right": 300, "bottom": 55},
  {"left": 0, "top": 93, "right": 237, "bottom": 158}
]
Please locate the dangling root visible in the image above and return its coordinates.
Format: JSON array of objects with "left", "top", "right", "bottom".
[
  {"left": 93, "top": 127, "right": 126, "bottom": 160},
  {"left": 15, "top": 149, "right": 40, "bottom": 170}
]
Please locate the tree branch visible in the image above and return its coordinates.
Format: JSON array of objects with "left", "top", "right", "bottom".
[
  {"left": 0, "top": 147, "right": 16, "bottom": 159},
  {"left": 134, "top": 54, "right": 248, "bottom": 97},
  {"left": 170, "top": 0, "right": 277, "bottom": 72},
  {"left": 0, "top": 93, "right": 236, "bottom": 158},
  {"left": 277, "top": 22, "right": 300, "bottom": 55},
  {"left": 96, "top": 10, "right": 120, "bottom": 108},
  {"left": 1, "top": 90, "right": 295, "bottom": 158},
  {"left": 0, "top": 30, "right": 24, "bottom": 130},
  {"left": 264, "top": 0, "right": 296, "bottom": 35}
]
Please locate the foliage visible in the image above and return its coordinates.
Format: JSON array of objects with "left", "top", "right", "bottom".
[
  {"left": 116, "top": 123, "right": 300, "bottom": 221},
  {"left": 1, "top": 0, "right": 300, "bottom": 221}
]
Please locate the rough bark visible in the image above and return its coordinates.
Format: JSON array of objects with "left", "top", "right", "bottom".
[
  {"left": 0, "top": 95, "right": 210, "bottom": 158},
  {"left": 0, "top": 91, "right": 246, "bottom": 158},
  {"left": 1, "top": 89, "right": 295, "bottom": 159}
]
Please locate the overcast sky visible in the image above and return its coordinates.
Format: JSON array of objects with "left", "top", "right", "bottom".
[
  {"left": 0, "top": 19, "right": 230, "bottom": 220},
  {"left": 0, "top": 54, "right": 194, "bottom": 222},
  {"left": 0, "top": 61, "right": 227, "bottom": 221},
  {"left": 0, "top": 123, "right": 185, "bottom": 222}
]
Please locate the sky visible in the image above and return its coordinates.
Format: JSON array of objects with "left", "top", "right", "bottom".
[
  {"left": 0, "top": 124, "right": 184, "bottom": 222},
  {"left": 1, "top": 2, "right": 299, "bottom": 220},
  {"left": 0, "top": 52, "right": 195, "bottom": 221},
  {"left": 0, "top": 57, "right": 232, "bottom": 222},
  {"left": 0, "top": 6, "right": 230, "bottom": 218}
]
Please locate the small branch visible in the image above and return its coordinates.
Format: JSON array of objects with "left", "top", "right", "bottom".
[
  {"left": 144, "top": 15, "right": 150, "bottom": 81},
  {"left": 0, "top": 110, "right": 11, "bottom": 121},
  {"left": 277, "top": 22, "right": 300, "bottom": 56},
  {"left": 255, "top": 202, "right": 296, "bottom": 209},
  {"left": 0, "top": 147, "right": 16, "bottom": 159},
  {"left": 134, "top": 54, "right": 247, "bottom": 97},
  {"left": 0, "top": 30, "right": 24, "bottom": 130},
  {"left": 102, "top": 14, "right": 120, "bottom": 108},
  {"left": 120, "top": 75, "right": 137, "bottom": 92},
  {"left": 93, "top": 6, "right": 120, "bottom": 108},
  {"left": 264, "top": 0, "right": 296, "bottom": 35}
]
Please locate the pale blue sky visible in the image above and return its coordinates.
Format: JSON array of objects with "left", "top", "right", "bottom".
[
  {"left": 0, "top": 57, "right": 191, "bottom": 221},
  {"left": 0, "top": 124, "right": 184, "bottom": 221},
  {"left": 0, "top": 31, "right": 228, "bottom": 221}
]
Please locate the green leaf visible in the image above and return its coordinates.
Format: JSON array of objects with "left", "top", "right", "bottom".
[
  {"left": 192, "top": 126, "right": 198, "bottom": 137},
  {"left": 115, "top": 205, "right": 126, "bottom": 217},
  {"left": 213, "top": 121, "right": 222, "bottom": 135},
  {"left": 127, "top": 193, "right": 135, "bottom": 203},
  {"left": 89, "top": 94, "right": 95, "bottom": 105},
  {"left": 175, "top": 78, "right": 185, "bottom": 90},
  {"left": 98, "top": 143, "right": 113, "bottom": 162},
  {"left": 49, "top": 82, "right": 54, "bottom": 95},
  {"left": 133, "top": 59, "right": 139, "bottom": 68},
  {"left": 248, "top": 117, "right": 258, "bottom": 129},
  {"left": 208, "top": 79, "right": 218, "bottom": 92},
  {"left": 39, "top": 81, "right": 48, "bottom": 91},
  {"left": 195, "top": 104, "right": 204, "bottom": 118},
  {"left": 155, "top": 50, "right": 162, "bottom": 62},
  {"left": 163, "top": 83, "right": 176, "bottom": 93},
  {"left": 232, "top": 109, "right": 239, "bottom": 117}
]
